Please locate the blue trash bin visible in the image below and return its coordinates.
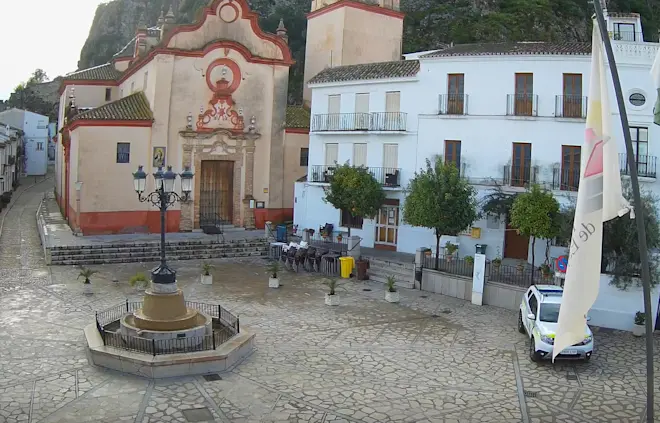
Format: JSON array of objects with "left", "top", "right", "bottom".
[{"left": 276, "top": 224, "right": 288, "bottom": 243}]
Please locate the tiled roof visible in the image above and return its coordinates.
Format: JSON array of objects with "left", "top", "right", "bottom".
[
  {"left": 64, "top": 63, "right": 123, "bottom": 81},
  {"left": 285, "top": 106, "right": 310, "bottom": 129},
  {"left": 420, "top": 42, "right": 591, "bottom": 58},
  {"left": 608, "top": 12, "right": 640, "bottom": 18},
  {"left": 72, "top": 92, "right": 153, "bottom": 122},
  {"left": 308, "top": 60, "right": 420, "bottom": 84}
]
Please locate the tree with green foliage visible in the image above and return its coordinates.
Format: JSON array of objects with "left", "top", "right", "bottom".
[
  {"left": 403, "top": 157, "right": 477, "bottom": 268},
  {"left": 510, "top": 184, "right": 560, "bottom": 285},
  {"left": 323, "top": 163, "right": 385, "bottom": 236}
]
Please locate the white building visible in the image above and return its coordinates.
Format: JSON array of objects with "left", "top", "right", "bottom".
[
  {"left": 293, "top": 11, "right": 660, "bottom": 263},
  {"left": 0, "top": 108, "right": 49, "bottom": 176},
  {"left": 0, "top": 124, "right": 21, "bottom": 195}
]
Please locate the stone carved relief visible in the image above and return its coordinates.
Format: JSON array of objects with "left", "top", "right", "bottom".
[{"left": 196, "top": 59, "right": 245, "bottom": 133}]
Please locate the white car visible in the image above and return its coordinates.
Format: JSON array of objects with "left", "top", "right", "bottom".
[{"left": 518, "top": 285, "right": 594, "bottom": 362}]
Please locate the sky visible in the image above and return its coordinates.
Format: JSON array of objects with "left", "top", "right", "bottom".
[{"left": 0, "top": 0, "right": 108, "bottom": 100}]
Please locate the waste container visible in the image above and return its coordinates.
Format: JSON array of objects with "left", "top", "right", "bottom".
[
  {"left": 276, "top": 224, "right": 288, "bottom": 243},
  {"left": 356, "top": 259, "right": 369, "bottom": 280},
  {"left": 339, "top": 256, "right": 355, "bottom": 278},
  {"left": 475, "top": 244, "right": 487, "bottom": 255}
]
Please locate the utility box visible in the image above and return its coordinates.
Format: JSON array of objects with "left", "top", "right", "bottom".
[
  {"left": 276, "top": 224, "right": 288, "bottom": 243},
  {"left": 475, "top": 244, "right": 487, "bottom": 255}
]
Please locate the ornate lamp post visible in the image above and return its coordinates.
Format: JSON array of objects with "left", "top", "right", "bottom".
[{"left": 132, "top": 165, "right": 194, "bottom": 285}]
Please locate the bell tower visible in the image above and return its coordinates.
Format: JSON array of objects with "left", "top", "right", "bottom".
[{"left": 302, "top": 0, "right": 405, "bottom": 106}]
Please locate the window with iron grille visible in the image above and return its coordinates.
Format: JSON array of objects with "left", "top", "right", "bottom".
[
  {"left": 300, "top": 148, "right": 309, "bottom": 166},
  {"left": 116, "top": 143, "right": 130, "bottom": 163},
  {"left": 340, "top": 209, "right": 363, "bottom": 229}
]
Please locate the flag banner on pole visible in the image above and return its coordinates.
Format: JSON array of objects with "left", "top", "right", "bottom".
[
  {"left": 553, "top": 23, "right": 633, "bottom": 361},
  {"left": 652, "top": 44, "right": 660, "bottom": 126}
]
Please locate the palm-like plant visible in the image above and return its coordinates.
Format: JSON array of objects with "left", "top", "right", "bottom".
[
  {"left": 267, "top": 261, "right": 280, "bottom": 278},
  {"left": 385, "top": 275, "right": 397, "bottom": 293},
  {"left": 324, "top": 278, "right": 338, "bottom": 295},
  {"left": 202, "top": 262, "right": 213, "bottom": 276},
  {"left": 78, "top": 268, "right": 97, "bottom": 284}
]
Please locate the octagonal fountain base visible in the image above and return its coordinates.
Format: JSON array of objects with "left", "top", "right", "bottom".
[{"left": 84, "top": 323, "right": 255, "bottom": 378}]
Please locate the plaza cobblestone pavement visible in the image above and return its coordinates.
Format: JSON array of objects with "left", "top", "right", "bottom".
[{"left": 0, "top": 181, "right": 659, "bottom": 423}]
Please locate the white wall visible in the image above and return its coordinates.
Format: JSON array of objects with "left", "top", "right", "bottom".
[
  {"left": 0, "top": 109, "right": 49, "bottom": 175},
  {"left": 589, "top": 274, "right": 660, "bottom": 331}
]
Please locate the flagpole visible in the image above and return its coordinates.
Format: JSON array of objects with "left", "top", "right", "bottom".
[{"left": 592, "top": 2, "right": 655, "bottom": 421}]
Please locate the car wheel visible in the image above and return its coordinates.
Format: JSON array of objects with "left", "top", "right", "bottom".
[
  {"left": 529, "top": 337, "right": 540, "bottom": 362},
  {"left": 518, "top": 311, "right": 526, "bottom": 334},
  {"left": 584, "top": 354, "right": 591, "bottom": 362}
]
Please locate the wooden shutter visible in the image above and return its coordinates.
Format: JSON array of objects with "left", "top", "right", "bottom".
[
  {"left": 383, "top": 144, "right": 398, "bottom": 169},
  {"left": 355, "top": 93, "right": 369, "bottom": 113},
  {"left": 328, "top": 95, "right": 341, "bottom": 114},
  {"left": 353, "top": 143, "right": 367, "bottom": 167},
  {"left": 385, "top": 91, "right": 400, "bottom": 113},
  {"left": 325, "top": 143, "right": 338, "bottom": 165}
]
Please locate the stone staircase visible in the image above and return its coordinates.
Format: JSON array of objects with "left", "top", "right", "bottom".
[
  {"left": 49, "top": 239, "right": 268, "bottom": 265},
  {"left": 362, "top": 256, "right": 415, "bottom": 289}
]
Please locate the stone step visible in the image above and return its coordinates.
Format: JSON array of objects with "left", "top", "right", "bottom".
[
  {"left": 367, "top": 273, "right": 415, "bottom": 289},
  {"left": 50, "top": 238, "right": 267, "bottom": 252},
  {"left": 50, "top": 247, "right": 267, "bottom": 261},
  {"left": 49, "top": 242, "right": 267, "bottom": 256},
  {"left": 362, "top": 256, "right": 415, "bottom": 271},
  {"left": 50, "top": 250, "right": 268, "bottom": 265},
  {"left": 367, "top": 264, "right": 413, "bottom": 280}
]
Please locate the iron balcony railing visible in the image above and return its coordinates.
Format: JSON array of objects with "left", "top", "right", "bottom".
[
  {"left": 438, "top": 94, "right": 469, "bottom": 115},
  {"left": 309, "top": 165, "right": 401, "bottom": 187},
  {"left": 311, "top": 112, "right": 407, "bottom": 132},
  {"left": 619, "top": 153, "right": 657, "bottom": 179},
  {"left": 555, "top": 95, "right": 588, "bottom": 119},
  {"left": 506, "top": 93, "right": 538, "bottom": 117},
  {"left": 552, "top": 167, "right": 580, "bottom": 191},
  {"left": 609, "top": 30, "right": 644, "bottom": 42},
  {"left": 503, "top": 164, "right": 539, "bottom": 187}
]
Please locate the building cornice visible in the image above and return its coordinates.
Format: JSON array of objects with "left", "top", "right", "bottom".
[
  {"left": 68, "top": 120, "right": 153, "bottom": 131},
  {"left": 310, "top": 76, "right": 418, "bottom": 89},
  {"left": 307, "top": 0, "right": 405, "bottom": 20}
]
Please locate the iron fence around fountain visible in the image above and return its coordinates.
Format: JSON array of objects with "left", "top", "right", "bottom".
[{"left": 94, "top": 300, "right": 240, "bottom": 356}]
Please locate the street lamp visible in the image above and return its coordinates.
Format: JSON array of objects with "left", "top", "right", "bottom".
[{"left": 132, "top": 165, "right": 194, "bottom": 285}]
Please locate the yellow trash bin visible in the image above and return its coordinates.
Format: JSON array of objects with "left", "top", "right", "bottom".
[{"left": 339, "top": 256, "right": 355, "bottom": 279}]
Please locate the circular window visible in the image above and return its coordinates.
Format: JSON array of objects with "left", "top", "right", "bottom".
[{"left": 629, "top": 92, "right": 646, "bottom": 106}]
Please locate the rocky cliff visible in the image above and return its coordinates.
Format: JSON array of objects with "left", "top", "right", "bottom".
[{"left": 77, "top": 0, "right": 659, "bottom": 104}]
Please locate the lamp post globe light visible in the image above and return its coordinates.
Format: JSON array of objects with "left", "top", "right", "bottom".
[{"left": 132, "top": 165, "right": 194, "bottom": 285}]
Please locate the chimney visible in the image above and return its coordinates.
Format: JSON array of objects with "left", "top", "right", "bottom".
[
  {"left": 161, "top": 5, "right": 176, "bottom": 40},
  {"left": 276, "top": 18, "right": 288, "bottom": 44},
  {"left": 137, "top": 35, "right": 148, "bottom": 56}
]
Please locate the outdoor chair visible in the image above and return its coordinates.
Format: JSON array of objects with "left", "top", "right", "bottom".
[{"left": 305, "top": 247, "right": 317, "bottom": 271}]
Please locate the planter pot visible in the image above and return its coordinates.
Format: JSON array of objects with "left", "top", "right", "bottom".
[
  {"left": 325, "top": 293, "right": 340, "bottom": 306},
  {"left": 134, "top": 283, "right": 147, "bottom": 292},
  {"left": 269, "top": 277, "right": 280, "bottom": 288},
  {"left": 201, "top": 274, "right": 213, "bottom": 285},
  {"left": 632, "top": 323, "right": 645, "bottom": 337},
  {"left": 82, "top": 284, "right": 93, "bottom": 295},
  {"left": 385, "top": 291, "right": 400, "bottom": 303}
]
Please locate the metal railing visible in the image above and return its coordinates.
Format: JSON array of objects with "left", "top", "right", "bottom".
[
  {"left": 421, "top": 254, "right": 473, "bottom": 277},
  {"left": 503, "top": 164, "right": 538, "bottom": 187},
  {"left": 311, "top": 112, "right": 407, "bottom": 132},
  {"left": 609, "top": 30, "right": 644, "bottom": 42},
  {"left": 309, "top": 165, "right": 401, "bottom": 187},
  {"left": 555, "top": 95, "right": 588, "bottom": 119},
  {"left": 487, "top": 263, "right": 550, "bottom": 287},
  {"left": 552, "top": 167, "right": 580, "bottom": 191},
  {"left": 439, "top": 94, "right": 468, "bottom": 115},
  {"left": 619, "top": 153, "right": 657, "bottom": 179},
  {"left": 94, "top": 300, "right": 239, "bottom": 356},
  {"left": 506, "top": 94, "right": 538, "bottom": 117}
]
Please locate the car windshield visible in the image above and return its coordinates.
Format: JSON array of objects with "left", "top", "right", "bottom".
[{"left": 539, "top": 303, "right": 561, "bottom": 323}]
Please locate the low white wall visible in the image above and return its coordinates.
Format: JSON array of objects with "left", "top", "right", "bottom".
[{"left": 589, "top": 274, "right": 660, "bottom": 331}]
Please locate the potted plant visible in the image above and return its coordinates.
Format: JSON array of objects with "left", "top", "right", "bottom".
[
  {"left": 424, "top": 248, "right": 432, "bottom": 257},
  {"left": 267, "top": 260, "right": 280, "bottom": 288},
  {"left": 385, "top": 275, "right": 399, "bottom": 303},
  {"left": 464, "top": 255, "right": 474, "bottom": 265},
  {"left": 633, "top": 311, "right": 646, "bottom": 337},
  {"left": 492, "top": 257, "right": 502, "bottom": 271},
  {"left": 540, "top": 263, "right": 552, "bottom": 279},
  {"left": 336, "top": 233, "right": 343, "bottom": 243},
  {"left": 516, "top": 261, "right": 525, "bottom": 273},
  {"left": 78, "top": 268, "right": 97, "bottom": 295},
  {"left": 445, "top": 242, "right": 458, "bottom": 261},
  {"left": 324, "top": 278, "right": 340, "bottom": 306},
  {"left": 201, "top": 262, "right": 213, "bottom": 285},
  {"left": 129, "top": 272, "right": 149, "bottom": 292}
]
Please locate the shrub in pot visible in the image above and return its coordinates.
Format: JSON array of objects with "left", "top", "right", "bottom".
[
  {"left": 78, "top": 267, "right": 97, "bottom": 295},
  {"left": 201, "top": 262, "right": 213, "bottom": 285},
  {"left": 492, "top": 257, "right": 502, "bottom": 270},
  {"left": 540, "top": 263, "right": 552, "bottom": 279},
  {"left": 516, "top": 261, "right": 525, "bottom": 273},
  {"left": 445, "top": 242, "right": 458, "bottom": 261},
  {"left": 324, "top": 278, "right": 340, "bottom": 306},
  {"left": 632, "top": 311, "right": 646, "bottom": 337},
  {"left": 385, "top": 275, "right": 399, "bottom": 303},
  {"left": 267, "top": 260, "right": 280, "bottom": 288},
  {"left": 464, "top": 255, "right": 474, "bottom": 265},
  {"left": 129, "top": 272, "right": 149, "bottom": 292}
]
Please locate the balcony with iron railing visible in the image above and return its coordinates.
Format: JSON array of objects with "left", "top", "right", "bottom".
[
  {"left": 608, "top": 30, "right": 658, "bottom": 43},
  {"left": 311, "top": 112, "right": 407, "bottom": 132},
  {"left": 555, "top": 95, "right": 588, "bottom": 119},
  {"left": 619, "top": 153, "right": 657, "bottom": 179},
  {"left": 309, "top": 165, "right": 401, "bottom": 187},
  {"left": 438, "top": 94, "right": 469, "bottom": 115},
  {"left": 552, "top": 167, "right": 580, "bottom": 191},
  {"left": 506, "top": 94, "right": 538, "bottom": 117},
  {"left": 503, "top": 164, "right": 539, "bottom": 187}
]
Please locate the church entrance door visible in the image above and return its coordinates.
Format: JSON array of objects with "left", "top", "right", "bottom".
[{"left": 199, "top": 160, "right": 234, "bottom": 232}]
